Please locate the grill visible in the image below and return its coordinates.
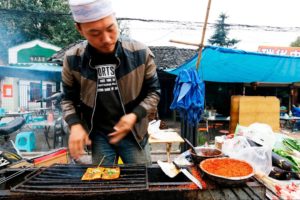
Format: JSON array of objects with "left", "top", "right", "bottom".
[
  {"left": 10, "top": 164, "right": 148, "bottom": 195},
  {"left": 0, "top": 164, "right": 269, "bottom": 200},
  {"left": 202, "top": 178, "right": 266, "bottom": 200}
]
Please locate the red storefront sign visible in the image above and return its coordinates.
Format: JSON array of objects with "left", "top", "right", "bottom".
[
  {"left": 258, "top": 46, "right": 300, "bottom": 57},
  {"left": 3, "top": 84, "right": 13, "bottom": 97}
]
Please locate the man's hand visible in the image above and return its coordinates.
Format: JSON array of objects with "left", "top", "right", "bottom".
[
  {"left": 108, "top": 113, "right": 137, "bottom": 144},
  {"left": 68, "top": 124, "right": 91, "bottom": 159}
]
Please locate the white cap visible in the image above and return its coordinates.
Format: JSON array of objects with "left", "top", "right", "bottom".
[{"left": 69, "top": 0, "right": 114, "bottom": 23}]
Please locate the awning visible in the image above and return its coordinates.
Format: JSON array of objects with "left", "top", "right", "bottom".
[
  {"left": 0, "top": 63, "right": 62, "bottom": 82},
  {"left": 166, "top": 46, "right": 300, "bottom": 83}
]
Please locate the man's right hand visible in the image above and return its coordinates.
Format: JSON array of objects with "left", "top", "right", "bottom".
[{"left": 68, "top": 124, "right": 91, "bottom": 160}]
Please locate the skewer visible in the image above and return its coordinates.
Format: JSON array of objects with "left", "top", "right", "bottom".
[
  {"left": 97, "top": 155, "right": 106, "bottom": 167},
  {"left": 113, "top": 155, "right": 117, "bottom": 166}
]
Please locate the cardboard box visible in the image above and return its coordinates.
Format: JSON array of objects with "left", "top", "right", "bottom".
[{"left": 230, "top": 96, "right": 280, "bottom": 133}]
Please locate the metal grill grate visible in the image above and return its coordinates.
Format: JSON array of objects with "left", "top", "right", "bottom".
[
  {"left": 202, "top": 176, "right": 268, "bottom": 200},
  {"left": 10, "top": 164, "right": 148, "bottom": 195}
]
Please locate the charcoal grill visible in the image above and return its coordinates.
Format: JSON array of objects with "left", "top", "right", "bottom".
[
  {"left": 0, "top": 164, "right": 270, "bottom": 200},
  {"left": 10, "top": 164, "right": 148, "bottom": 195}
]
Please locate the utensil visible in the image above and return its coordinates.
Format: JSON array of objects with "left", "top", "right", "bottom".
[
  {"left": 173, "top": 161, "right": 203, "bottom": 189},
  {"left": 157, "top": 160, "right": 202, "bottom": 189},
  {"left": 184, "top": 138, "right": 197, "bottom": 153},
  {"left": 157, "top": 160, "right": 180, "bottom": 178},
  {"left": 190, "top": 146, "right": 223, "bottom": 164}
]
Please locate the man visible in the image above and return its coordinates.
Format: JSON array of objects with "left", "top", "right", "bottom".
[
  {"left": 62, "top": 0, "right": 160, "bottom": 165},
  {"left": 292, "top": 104, "right": 300, "bottom": 117},
  {"left": 292, "top": 104, "right": 300, "bottom": 130}
]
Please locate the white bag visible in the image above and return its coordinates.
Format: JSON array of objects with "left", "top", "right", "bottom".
[
  {"left": 222, "top": 136, "right": 272, "bottom": 175},
  {"left": 245, "top": 123, "right": 276, "bottom": 148}
]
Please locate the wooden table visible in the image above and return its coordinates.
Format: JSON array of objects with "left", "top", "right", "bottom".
[
  {"left": 200, "top": 116, "right": 230, "bottom": 140},
  {"left": 149, "top": 129, "right": 184, "bottom": 162}
]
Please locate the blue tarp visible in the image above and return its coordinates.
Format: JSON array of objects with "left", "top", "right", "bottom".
[
  {"left": 166, "top": 46, "right": 300, "bottom": 83},
  {"left": 0, "top": 63, "right": 62, "bottom": 82}
]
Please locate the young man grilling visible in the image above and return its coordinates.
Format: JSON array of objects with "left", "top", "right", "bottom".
[{"left": 62, "top": 0, "right": 160, "bottom": 165}]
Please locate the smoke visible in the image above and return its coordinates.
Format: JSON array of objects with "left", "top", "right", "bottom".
[
  {"left": 0, "top": 12, "right": 28, "bottom": 65},
  {"left": 0, "top": 20, "right": 9, "bottom": 64}
]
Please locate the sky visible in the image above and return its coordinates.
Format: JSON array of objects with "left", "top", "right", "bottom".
[
  {"left": 112, "top": 0, "right": 300, "bottom": 51},
  {"left": 113, "top": 0, "right": 300, "bottom": 27}
]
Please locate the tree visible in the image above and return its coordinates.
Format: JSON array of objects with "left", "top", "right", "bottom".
[
  {"left": 0, "top": 1, "right": 131, "bottom": 64},
  {"left": 0, "top": 0, "right": 82, "bottom": 64},
  {"left": 208, "top": 13, "right": 240, "bottom": 47},
  {"left": 290, "top": 36, "right": 300, "bottom": 47}
]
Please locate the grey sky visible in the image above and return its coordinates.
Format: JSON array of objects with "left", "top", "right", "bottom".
[
  {"left": 113, "top": 0, "right": 300, "bottom": 50},
  {"left": 114, "top": 0, "right": 300, "bottom": 27}
]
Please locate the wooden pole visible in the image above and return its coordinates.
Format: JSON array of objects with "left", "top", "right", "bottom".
[
  {"left": 169, "top": 39, "right": 199, "bottom": 47},
  {"left": 196, "top": 0, "right": 212, "bottom": 70}
]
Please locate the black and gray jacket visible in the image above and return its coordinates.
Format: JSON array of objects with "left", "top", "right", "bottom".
[{"left": 61, "top": 38, "right": 161, "bottom": 147}]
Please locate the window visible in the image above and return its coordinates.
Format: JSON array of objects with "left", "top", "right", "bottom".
[{"left": 30, "top": 82, "right": 42, "bottom": 102}]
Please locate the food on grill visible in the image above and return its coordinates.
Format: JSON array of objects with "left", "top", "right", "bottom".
[
  {"left": 81, "top": 167, "right": 120, "bottom": 181},
  {"left": 101, "top": 167, "right": 121, "bottom": 180},
  {"left": 81, "top": 167, "right": 104, "bottom": 180},
  {"left": 200, "top": 158, "right": 253, "bottom": 178}
]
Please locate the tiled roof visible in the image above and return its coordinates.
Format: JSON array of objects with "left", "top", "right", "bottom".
[
  {"left": 48, "top": 41, "right": 197, "bottom": 69},
  {"left": 150, "top": 46, "right": 197, "bottom": 70}
]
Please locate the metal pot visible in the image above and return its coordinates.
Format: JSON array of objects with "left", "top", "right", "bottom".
[{"left": 190, "top": 147, "right": 223, "bottom": 164}]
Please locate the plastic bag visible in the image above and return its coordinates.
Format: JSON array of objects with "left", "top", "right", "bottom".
[
  {"left": 235, "top": 123, "right": 276, "bottom": 149},
  {"left": 222, "top": 136, "right": 272, "bottom": 175},
  {"left": 245, "top": 123, "right": 276, "bottom": 148},
  {"left": 234, "top": 124, "right": 249, "bottom": 136}
]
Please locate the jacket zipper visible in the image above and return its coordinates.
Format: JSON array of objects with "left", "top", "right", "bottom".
[
  {"left": 115, "top": 56, "right": 142, "bottom": 149},
  {"left": 88, "top": 58, "right": 98, "bottom": 136}
]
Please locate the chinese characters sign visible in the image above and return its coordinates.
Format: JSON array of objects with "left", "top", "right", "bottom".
[{"left": 258, "top": 46, "right": 300, "bottom": 57}]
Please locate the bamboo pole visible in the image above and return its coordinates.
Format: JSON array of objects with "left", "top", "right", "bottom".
[
  {"left": 196, "top": 0, "right": 212, "bottom": 70},
  {"left": 169, "top": 39, "right": 199, "bottom": 47}
]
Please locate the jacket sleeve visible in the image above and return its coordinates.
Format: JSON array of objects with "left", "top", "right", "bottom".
[
  {"left": 61, "top": 54, "right": 82, "bottom": 127},
  {"left": 132, "top": 48, "right": 161, "bottom": 121}
]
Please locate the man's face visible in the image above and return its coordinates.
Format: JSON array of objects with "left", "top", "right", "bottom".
[{"left": 76, "top": 15, "right": 119, "bottom": 54}]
